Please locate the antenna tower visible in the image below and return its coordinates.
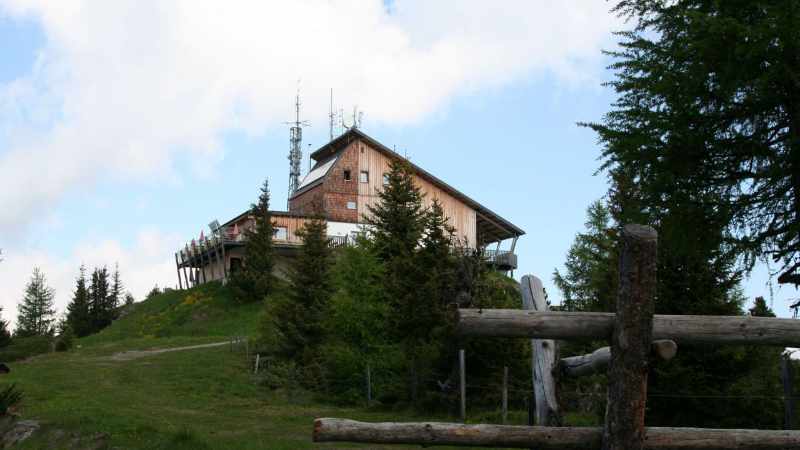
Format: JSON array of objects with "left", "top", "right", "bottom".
[
  {"left": 287, "top": 88, "right": 309, "bottom": 200},
  {"left": 329, "top": 89, "right": 335, "bottom": 141}
]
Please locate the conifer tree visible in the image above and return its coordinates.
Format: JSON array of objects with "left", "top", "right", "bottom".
[
  {"left": 282, "top": 217, "right": 333, "bottom": 361},
  {"left": 66, "top": 265, "right": 93, "bottom": 338},
  {"left": 110, "top": 263, "right": 123, "bottom": 311},
  {"left": 16, "top": 267, "right": 56, "bottom": 337},
  {"left": 365, "top": 160, "right": 429, "bottom": 401},
  {"left": 232, "top": 179, "right": 275, "bottom": 302},
  {"left": 576, "top": 0, "right": 791, "bottom": 427},
  {"left": 553, "top": 200, "right": 618, "bottom": 312},
  {"left": 88, "top": 266, "right": 112, "bottom": 332},
  {"left": 0, "top": 309, "right": 12, "bottom": 348}
]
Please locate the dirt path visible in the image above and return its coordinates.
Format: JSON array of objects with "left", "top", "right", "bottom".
[{"left": 108, "top": 341, "right": 229, "bottom": 361}]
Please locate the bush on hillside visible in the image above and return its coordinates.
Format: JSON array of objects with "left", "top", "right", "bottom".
[
  {"left": 0, "top": 335, "right": 52, "bottom": 362},
  {"left": 0, "top": 384, "right": 23, "bottom": 415}
]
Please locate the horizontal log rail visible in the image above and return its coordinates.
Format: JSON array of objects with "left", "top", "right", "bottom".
[
  {"left": 313, "top": 418, "right": 800, "bottom": 450},
  {"left": 458, "top": 309, "right": 800, "bottom": 346},
  {"left": 313, "top": 418, "right": 800, "bottom": 449},
  {"left": 561, "top": 340, "right": 677, "bottom": 378}
]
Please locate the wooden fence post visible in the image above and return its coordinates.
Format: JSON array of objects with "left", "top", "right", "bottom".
[
  {"left": 502, "top": 366, "right": 508, "bottom": 425},
  {"left": 460, "top": 349, "right": 466, "bottom": 423},
  {"left": 783, "top": 352, "right": 795, "bottom": 429},
  {"left": 521, "top": 275, "right": 560, "bottom": 426},
  {"left": 602, "top": 224, "right": 657, "bottom": 450},
  {"left": 366, "top": 363, "right": 372, "bottom": 405}
]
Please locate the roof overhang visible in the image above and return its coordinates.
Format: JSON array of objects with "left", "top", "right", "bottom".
[{"left": 309, "top": 128, "right": 525, "bottom": 244}]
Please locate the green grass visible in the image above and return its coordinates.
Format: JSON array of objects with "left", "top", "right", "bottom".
[
  {"left": 4, "top": 284, "right": 592, "bottom": 449},
  {"left": 0, "top": 335, "right": 53, "bottom": 362},
  {"left": 81, "top": 282, "right": 262, "bottom": 345}
]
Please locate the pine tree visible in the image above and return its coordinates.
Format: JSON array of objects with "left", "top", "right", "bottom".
[
  {"left": 232, "top": 179, "right": 275, "bottom": 302},
  {"left": 281, "top": 217, "right": 333, "bottom": 363},
  {"left": 0, "top": 309, "right": 12, "bottom": 348},
  {"left": 553, "top": 200, "right": 618, "bottom": 312},
  {"left": 16, "top": 267, "right": 56, "bottom": 337},
  {"left": 88, "top": 266, "right": 112, "bottom": 333},
  {"left": 66, "top": 265, "right": 93, "bottom": 338},
  {"left": 110, "top": 263, "right": 123, "bottom": 311},
  {"left": 594, "top": 0, "right": 800, "bottom": 286},
  {"left": 578, "top": 0, "right": 790, "bottom": 427},
  {"left": 365, "top": 160, "right": 430, "bottom": 401}
]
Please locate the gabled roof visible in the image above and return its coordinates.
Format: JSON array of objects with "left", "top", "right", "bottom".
[{"left": 302, "top": 128, "right": 525, "bottom": 243}]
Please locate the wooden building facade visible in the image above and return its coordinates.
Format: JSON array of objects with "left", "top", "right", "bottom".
[{"left": 175, "top": 129, "right": 523, "bottom": 288}]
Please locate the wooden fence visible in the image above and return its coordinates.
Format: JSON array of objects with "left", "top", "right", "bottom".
[{"left": 312, "top": 224, "right": 800, "bottom": 449}]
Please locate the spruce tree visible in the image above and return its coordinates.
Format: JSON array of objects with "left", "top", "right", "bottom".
[
  {"left": 232, "top": 179, "right": 275, "bottom": 302},
  {"left": 66, "top": 265, "right": 92, "bottom": 338},
  {"left": 553, "top": 200, "right": 618, "bottom": 312},
  {"left": 16, "top": 267, "right": 56, "bottom": 337},
  {"left": 88, "top": 266, "right": 112, "bottom": 333},
  {"left": 282, "top": 217, "right": 333, "bottom": 362},
  {"left": 110, "top": 263, "right": 123, "bottom": 311},
  {"left": 0, "top": 309, "right": 12, "bottom": 348},
  {"left": 365, "top": 160, "right": 429, "bottom": 401}
]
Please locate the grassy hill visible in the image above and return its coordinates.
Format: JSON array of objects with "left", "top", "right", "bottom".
[
  {"left": 4, "top": 283, "right": 509, "bottom": 449},
  {"left": 82, "top": 282, "right": 263, "bottom": 344}
]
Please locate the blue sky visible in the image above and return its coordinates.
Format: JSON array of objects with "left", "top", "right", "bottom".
[{"left": 0, "top": 1, "right": 795, "bottom": 327}]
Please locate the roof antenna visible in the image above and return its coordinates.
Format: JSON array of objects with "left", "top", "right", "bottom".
[
  {"left": 286, "top": 81, "right": 310, "bottom": 205},
  {"left": 328, "top": 88, "right": 335, "bottom": 142}
]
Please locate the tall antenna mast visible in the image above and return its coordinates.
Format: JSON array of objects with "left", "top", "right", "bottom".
[
  {"left": 329, "top": 89, "right": 335, "bottom": 142},
  {"left": 287, "top": 86, "right": 309, "bottom": 202}
]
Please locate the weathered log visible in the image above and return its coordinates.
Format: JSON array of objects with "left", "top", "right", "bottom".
[
  {"left": 521, "top": 275, "right": 560, "bottom": 426},
  {"left": 561, "top": 340, "right": 677, "bottom": 377},
  {"left": 457, "top": 309, "right": 800, "bottom": 346},
  {"left": 312, "top": 418, "right": 800, "bottom": 449},
  {"left": 603, "top": 224, "right": 657, "bottom": 450}
]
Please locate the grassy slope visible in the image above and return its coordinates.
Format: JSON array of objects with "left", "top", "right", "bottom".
[{"left": 7, "top": 283, "right": 525, "bottom": 449}]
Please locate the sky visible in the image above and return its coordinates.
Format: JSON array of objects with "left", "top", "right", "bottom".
[{"left": 0, "top": 0, "right": 796, "bottom": 330}]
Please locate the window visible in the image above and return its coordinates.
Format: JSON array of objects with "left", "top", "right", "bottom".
[
  {"left": 273, "top": 226, "right": 288, "bottom": 240},
  {"left": 343, "top": 170, "right": 352, "bottom": 181},
  {"left": 346, "top": 201, "right": 357, "bottom": 210},
  {"left": 383, "top": 173, "right": 390, "bottom": 186},
  {"left": 359, "top": 171, "right": 369, "bottom": 183}
]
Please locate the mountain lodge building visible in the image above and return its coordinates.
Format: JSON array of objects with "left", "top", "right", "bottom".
[{"left": 174, "top": 128, "right": 524, "bottom": 288}]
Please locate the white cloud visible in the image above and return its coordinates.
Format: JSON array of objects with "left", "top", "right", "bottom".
[
  {"left": 0, "top": 228, "right": 180, "bottom": 330},
  {"left": 0, "top": 0, "right": 620, "bottom": 235}
]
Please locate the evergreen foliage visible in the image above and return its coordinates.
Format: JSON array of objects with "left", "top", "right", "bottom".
[
  {"left": 231, "top": 179, "right": 275, "bottom": 302},
  {"left": 16, "top": 267, "right": 56, "bottom": 338},
  {"left": 553, "top": 200, "right": 617, "bottom": 312},
  {"left": 561, "top": 0, "right": 795, "bottom": 427},
  {"left": 67, "top": 265, "right": 93, "bottom": 338},
  {"left": 0, "top": 309, "right": 12, "bottom": 349},
  {"left": 593, "top": 0, "right": 800, "bottom": 286},
  {"left": 279, "top": 217, "right": 333, "bottom": 364},
  {"left": 256, "top": 160, "right": 528, "bottom": 408},
  {"left": 88, "top": 266, "right": 116, "bottom": 332},
  {"left": 124, "top": 292, "right": 135, "bottom": 306},
  {"left": 111, "top": 263, "right": 123, "bottom": 311}
]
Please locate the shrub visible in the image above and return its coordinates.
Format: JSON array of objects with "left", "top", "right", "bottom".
[
  {"left": 0, "top": 384, "right": 22, "bottom": 415},
  {"left": 0, "top": 335, "right": 52, "bottom": 362}
]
